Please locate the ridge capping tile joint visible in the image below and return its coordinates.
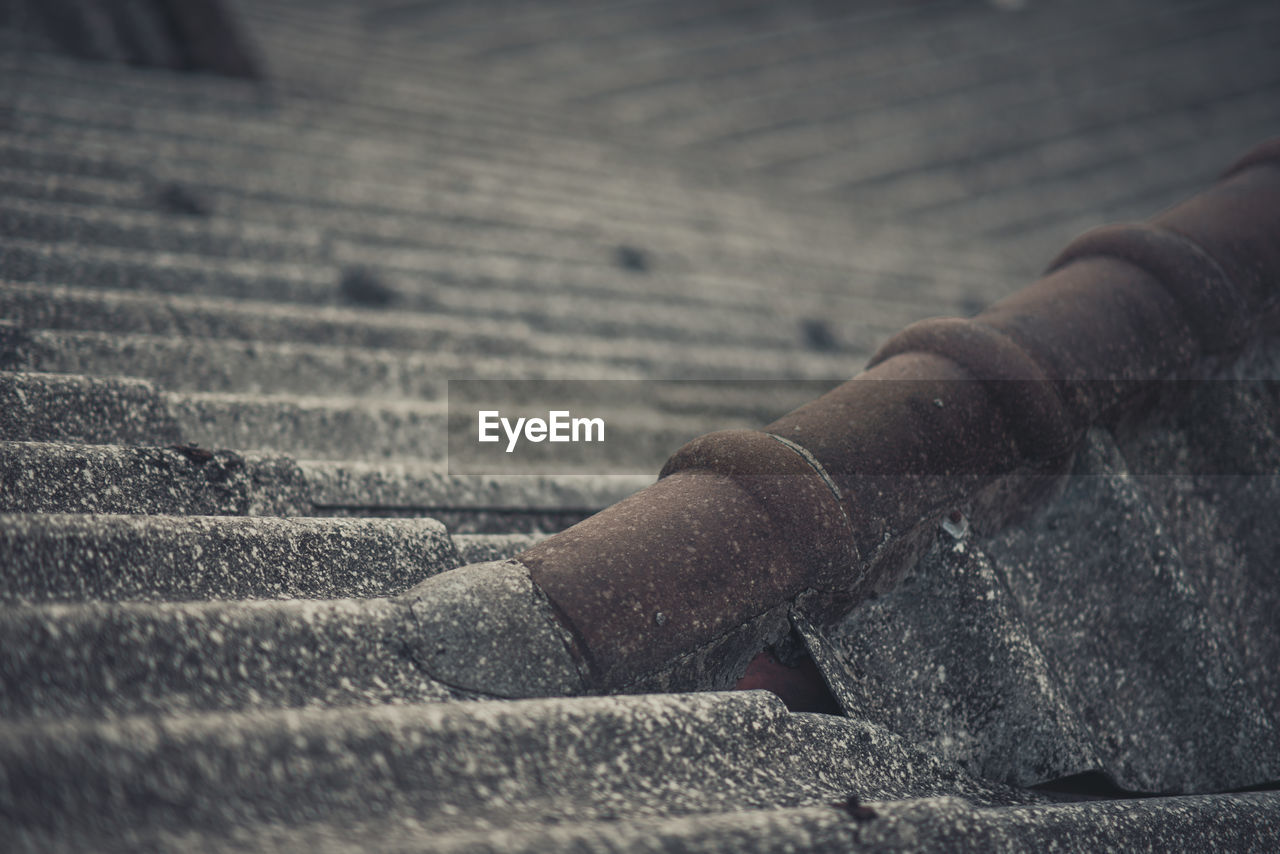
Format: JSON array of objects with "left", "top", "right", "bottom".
[{"left": 421, "top": 138, "right": 1280, "bottom": 699}]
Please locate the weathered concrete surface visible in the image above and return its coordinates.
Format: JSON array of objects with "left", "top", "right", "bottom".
[
  {"left": 0, "top": 441, "right": 648, "bottom": 528},
  {"left": 0, "top": 514, "right": 460, "bottom": 602},
  {"left": 800, "top": 539, "right": 1100, "bottom": 790},
  {"left": 1118, "top": 339, "right": 1280, "bottom": 719},
  {"left": 0, "top": 596, "right": 458, "bottom": 719},
  {"left": 984, "top": 431, "right": 1280, "bottom": 793},
  {"left": 452, "top": 532, "right": 546, "bottom": 565},
  {"left": 0, "top": 441, "right": 312, "bottom": 516},
  {"left": 806, "top": 428, "right": 1280, "bottom": 794},
  {"left": 0, "top": 371, "right": 180, "bottom": 445},
  {"left": 403, "top": 560, "right": 587, "bottom": 698},
  {"left": 0, "top": 692, "right": 1026, "bottom": 851},
  {"left": 3, "top": 0, "right": 1278, "bottom": 850},
  {"left": 167, "top": 392, "right": 450, "bottom": 463}
]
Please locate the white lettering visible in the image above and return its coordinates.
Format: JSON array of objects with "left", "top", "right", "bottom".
[
  {"left": 573, "top": 416, "right": 605, "bottom": 442},
  {"left": 502, "top": 416, "right": 525, "bottom": 453},
  {"left": 478, "top": 411, "right": 500, "bottom": 442},
  {"left": 548, "top": 410, "right": 570, "bottom": 442},
  {"left": 480, "top": 410, "right": 605, "bottom": 452}
]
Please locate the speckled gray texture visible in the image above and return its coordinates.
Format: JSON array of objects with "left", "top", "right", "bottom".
[
  {"left": 7, "top": 305, "right": 869, "bottom": 392},
  {"left": 83, "top": 792, "right": 1273, "bottom": 854},
  {"left": 0, "top": 514, "right": 459, "bottom": 602},
  {"left": 984, "top": 430, "right": 1280, "bottom": 792},
  {"left": 0, "top": 245, "right": 912, "bottom": 375},
  {"left": 4, "top": 3, "right": 1280, "bottom": 849},
  {"left": 3, "top": 278, "right": 883, "bottom": 383},
  {"left": 451, "top": 532, "right": 547, "bottom": 564},
  {"left": 0, "top": 596, "right": 458, "bottom": 719},
  {"left": 0, "top": 280, "right": 887, "bottom": 377},
  {"left": 8, "top": 326, "right": 481, "bottom": 398},
  {"left": 168, "top": 392, "right": 448, "bottom": 463},
  {"left": 810, "top": 428, "right": 1280, "bottom": 793},
  {"left": 305, "top": 462, "right": 651, "bottom": 532},
  {"left": 389, "top": 793, "right": 1278, "bottom": 854},
  {"left": 0, "top": 691, "right": 1025, "bottom": 852},
  {"left": 629, "top": 601, "right": 794, "bottom": 696},
  {"left": 3, "top": 366, "right": 788, "bottom": 470},
  {"left": 0, "top": 370, "right": 179, "bottom": 445},
  {"left": 0, "top": 281, "right": 542, "bottom": 359},
  {"left": 0, "top": 440, "right": 647, "bottom": 524},
  {"left": 801, "top": 540, "right": 1099, "bottom": 789},
  {"left": 1118, "top": 339, "right": 1280, "bottom": 719},
  {"left": 403, "top": 560, "right": 587, "bottom": 698},
  {"left": 0, "top": 371, "right": 741, "bottom": 468},
  {"left": 0, "top": 440, "right": 312, "bottom": 515}
]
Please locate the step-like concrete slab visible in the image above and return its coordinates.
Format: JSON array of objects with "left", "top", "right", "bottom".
[{"left": 0, "top": 514, "right": 459, "bottom": 602}]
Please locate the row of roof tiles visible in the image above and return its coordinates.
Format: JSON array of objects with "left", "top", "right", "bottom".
[{"left": 3, "top": 0, "right": 1280, "bottom": 850}]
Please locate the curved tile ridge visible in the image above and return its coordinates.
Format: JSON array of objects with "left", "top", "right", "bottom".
[
  {"left": 515, "top": 430, "right": 855, "bottom": 693},
  {"left": 425, "top": 138, "right": 1280, "bottom": 698},
  {"left": 865, "top": 317, "right": 1073, "bottom": 460},
  {"left": 1044, "top": 224, "right": 1246, "bottom": 354},
  {"left": 1221, "top": 137, "right": 1280, "bottom": 181}
]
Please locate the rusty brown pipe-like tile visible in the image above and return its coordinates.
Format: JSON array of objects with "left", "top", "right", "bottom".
[
  {"left": 518, "top": 431, "right": 857, "bottom": 688},
  {"left": 423, "top": 140, "right": 1280, "bottom": 698}
]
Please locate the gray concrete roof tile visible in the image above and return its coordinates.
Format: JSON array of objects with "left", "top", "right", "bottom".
[
  {"left": 2, "top": 0, "right": 1278, "bottom": 849},
  {"left": 0, "top": 594, "right": 461, "bottom": 719},
  {"left": 0, "top": 691, "right": 1026, "bottom": 848},
  {"left": 0, "top": 514, "right": 459, "bottom": 603}
]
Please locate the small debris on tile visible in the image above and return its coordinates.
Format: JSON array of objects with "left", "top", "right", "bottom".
[
  {"left": 169, "top": 443, "right": 215, "bottom": 464},
  {"left": 837, "top": 794, "right": 879, "bottom": 821},
  {"left": 154, "top": 182, "right": 211, "bottom": 216},
  {"left": 614, "top": 244, "right": 651, "bottom": 273},
  {"left": 339, "top": 266, "right": 399, "bottom": 307},
  {"left": 800, "top": 318, "right": 839, "bottom": 352}
]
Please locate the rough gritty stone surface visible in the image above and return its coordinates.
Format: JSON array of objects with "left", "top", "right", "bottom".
[
  {"left": 0, "top": 440, "right": 311, "bottom": 516},
  {"left": 0, "top": 514, "right": 459, "bottom": 602},
  {"left": 0, "top": 597, "right": 457, "bottom": 719},
  {"left": 0, "top": 370, "right": 179, "bottom": 445},
  {"left": 0, "top": 441, "right": 645, "bottom": 524},
  {"left": 1, "top": 262, "right": 883, "bottom": 380},
  {"left": 403, "top": 560, "right": 587, "bottom": 698},
  {"left": 985, "top": 430, "right": 1280, "bottom": 793},
  {"left": 1118, "top": 339, "right": 1280, "bottom": 718},
  {"left": 368, "top": 793, "right": 1279, "bottom": 854},
  {"left": 801, "top": 541, "right": 1099, "bottom": 789},
  {"left": 8, "top": 326, "right": 472, "bottom": 399},
  {"left": 629, "top": 600, "right": 794, "bottom": 697},
  {"left": 168, "top": 392, "right": 449, "bottom": 463},
  {"left": 305, "top": 462, "right": 651, "bottom": 531},
  {"left": 452, "top": 532, "right": 546, "bottom": 564},
  {"left": 0, "top": 271, "right": 907, "bottom": 375},
  {"left": 0, "top": 692, "right": 1025, "bottom": 851},
  {"left": 10, "top": 790, "right": 1280, "bottom": 854},
  {"left": 809, "top": 428, "right": 1280, "bottom": 793},
  {"left": 4, "top": 0, "right": 1279, "bottom": 848},
  {"left": 0, "top": 370, "right": 721, "bottom": 466},
  {"left": 0, "top": 281, "right": 543, "bottom": 360}
]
